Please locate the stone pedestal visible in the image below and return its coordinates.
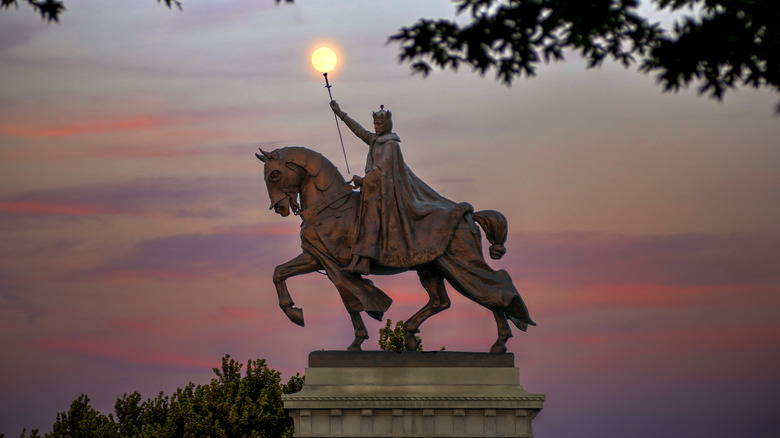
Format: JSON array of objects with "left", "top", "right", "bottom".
[{"left": 283, "top": 351, "right": 545, "bottom": 437}]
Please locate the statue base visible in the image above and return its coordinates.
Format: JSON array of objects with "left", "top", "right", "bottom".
[{"left": 283, "top": 351, "right": 545, "bottom": 437}]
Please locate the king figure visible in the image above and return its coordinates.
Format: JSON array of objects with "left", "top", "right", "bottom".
[{"left": 329, "top": 100, "right": 473, "bottom": 275}]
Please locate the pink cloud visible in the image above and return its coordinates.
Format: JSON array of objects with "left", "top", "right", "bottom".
[
  {"left": 33, "top": 336, "right": 217, "bottom": 369},
  {"left": 0, "top": 115, "right": 167, "bottom": 138},
  {"left": 507, "top": 232, "right": 780, "bottom": 287},
  {"left": 89, "top": 144, "right": 215, "bottom": 159},
  {"left": 113, "top": 306, "right": 274, "bottom": 335},
  {"left": 74, "top": 269, "right": 210, "bottom": 282},
  {"left": 67, "top": 224, "right": 300, "bottom": 282},
  {"left": 85, "top": 140, "right": 270, "bottom": 160},
  {"left": 216, "top": 223, "right": 300, "bottom": 237},
  {"left": 531, "top": 282, "right": 780, "bottom": 316},
  {"left": 538, "top": 325, "right": 779, "bottom": 352},
  {"left": 0, "top": 106, "right": 258, "bottom": 139},
  {"left": 0, "top": 200, "right": 113, "bottom": 216},
  {"left": 0, "top": 175, "right": 259, "bottom": 220}
]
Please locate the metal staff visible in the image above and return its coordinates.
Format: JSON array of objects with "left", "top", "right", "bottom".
[{"left": 323, "top": 72, "right": 350, "bottom": 174}]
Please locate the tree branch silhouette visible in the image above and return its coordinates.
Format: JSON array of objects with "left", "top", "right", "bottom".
[{"left": 3, "top": 0, "right": 778, "bottom": 111}]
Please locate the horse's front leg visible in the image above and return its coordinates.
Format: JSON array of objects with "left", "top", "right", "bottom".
[{"left": 273, "top": 251, "right": 322, "bottom": 327}]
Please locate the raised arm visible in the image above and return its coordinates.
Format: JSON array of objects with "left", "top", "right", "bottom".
[{"left": 330, "top": 101, "right": 374, "bottom": 145}]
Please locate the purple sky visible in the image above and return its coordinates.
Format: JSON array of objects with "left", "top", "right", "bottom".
[{"left": 1, "top": 1, "right": 779, "bottom": 437}]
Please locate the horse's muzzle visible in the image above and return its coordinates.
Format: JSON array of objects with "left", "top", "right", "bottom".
[
  {"left": 270, "top": 194, "right": 291, "bottom": 217},
  {"left": 273, "top": 202, "right": 290, "bottom": 217}
]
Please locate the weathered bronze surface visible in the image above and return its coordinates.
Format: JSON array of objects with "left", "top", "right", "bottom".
[
  {"left": 329, "top": 101, "right": 472, "bottom": 274},
  {"left": 255, "top": 103, "right": 535, "bottom": 353}
]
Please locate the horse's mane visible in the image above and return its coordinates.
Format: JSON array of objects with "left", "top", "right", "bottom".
[{"left": 276, "top": 146, "right": 347, "bottom": 192}]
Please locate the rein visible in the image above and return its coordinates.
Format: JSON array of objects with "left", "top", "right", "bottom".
[{"left": 299, "top": 183, "right": 354, "bottom": 224}]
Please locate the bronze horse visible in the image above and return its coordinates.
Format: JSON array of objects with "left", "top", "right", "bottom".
[{"left": 256, "top": 146, "right": 534, "bottom": 352}]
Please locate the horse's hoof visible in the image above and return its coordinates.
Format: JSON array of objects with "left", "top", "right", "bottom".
[
  {"left": 404, "top": 331, "right": 420, "bottom": 351},
  {"left": 489, "top": 341, "right": 507, "bottom": 354},
  {"left": 347, "top": 342, "right": 363, "bottom": 351},
  {"left": 285, "top": 306, "right": 305, "bottom": 327}
]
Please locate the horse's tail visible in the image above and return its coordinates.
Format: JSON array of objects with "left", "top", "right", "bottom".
[{"left": 473, "top": 210, "right": 508, "bottom": 260}]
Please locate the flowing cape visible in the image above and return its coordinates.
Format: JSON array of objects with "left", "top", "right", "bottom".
[{"left": 354, "top": 133, "right": 472, "bottom": 268}]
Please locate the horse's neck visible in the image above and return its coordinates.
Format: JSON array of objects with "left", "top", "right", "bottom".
[
  {"left": 299, "top": 176, "right": 323, "bottom": 211},
  {"left": 286, "top": 148, "right": 348, "bottom": 213},
  {"left": 299, "top": 169, "right": 347, "bottom": 213}
]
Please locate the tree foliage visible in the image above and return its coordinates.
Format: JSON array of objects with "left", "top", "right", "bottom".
[
  {"left": 389, "top": 0, "right": 780, "bottom": 109},
  {"left": 3, "top": 0, "right": 778, "bottom": 109},
  {"left": 4, "top": 355, "right": 303, "bottom": 438},
  {"left": 0, "top": 0, "right": 181, "bottom": 22},
  {"left": 378, "top": 319, "right": 431, "bottom": 352}
]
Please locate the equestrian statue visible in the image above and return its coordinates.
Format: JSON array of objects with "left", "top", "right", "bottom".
[{"left": 255, "top": 101, "right": 534, "bottom": 353}]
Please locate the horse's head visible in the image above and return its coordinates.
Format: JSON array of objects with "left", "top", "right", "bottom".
[
  {"left": 257, "top": 146, "right": 349, "bottom": 218},
  {"left": 256, "top": 148, "right": 303, "bottom": 217}
]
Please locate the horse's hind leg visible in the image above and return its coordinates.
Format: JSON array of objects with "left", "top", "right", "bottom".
[
  {"left": 347, "top": 311, "right": 368, "bottom": 351},
  {"left": 435, "top": 225, "right": 534, "bottom": 352},
  {"left": 404, "top": 265, "right": 451, "bottom": 351},
  {"left": 490, "top": 310, "right": 513, "bottom": 353}
]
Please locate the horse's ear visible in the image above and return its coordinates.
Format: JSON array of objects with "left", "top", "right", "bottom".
[{"left": 256, "top": 148, "right": 280, "bottom": 162}]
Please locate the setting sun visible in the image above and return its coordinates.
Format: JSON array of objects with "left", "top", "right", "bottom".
[{"left": 311, "top": 47, "right": 337, "bottom": 73}]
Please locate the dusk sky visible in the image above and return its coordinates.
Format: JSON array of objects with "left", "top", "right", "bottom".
[{"left": 1, "top": 1, "right": 779, "bottom": 437}]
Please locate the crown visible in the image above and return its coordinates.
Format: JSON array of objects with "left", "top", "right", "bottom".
[{"left": 372, "top": 104, "right": 392, "bottom": 121}]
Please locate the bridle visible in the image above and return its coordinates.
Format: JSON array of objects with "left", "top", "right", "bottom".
[{"left": 268, "top": 161, "right": 304, "bottom": 215}]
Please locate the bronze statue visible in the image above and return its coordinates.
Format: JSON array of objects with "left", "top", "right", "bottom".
[
  {"left": 329, "top": 101, "right": 472, "bottom": 275},
  {"left": 255, "top": 104, "right": 535, "bottom": 353}
]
